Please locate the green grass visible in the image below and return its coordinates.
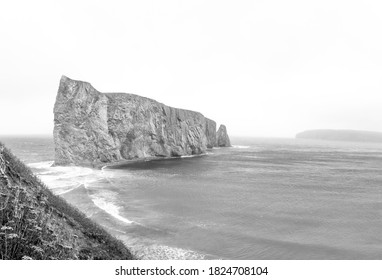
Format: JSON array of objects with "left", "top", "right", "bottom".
[{"left": 0, "top": 142, "right": 134, "bottom": 260}]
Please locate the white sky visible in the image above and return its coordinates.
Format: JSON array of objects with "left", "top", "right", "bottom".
[{"left": 1, "top": 0, "right": 382, "bottom": 137}]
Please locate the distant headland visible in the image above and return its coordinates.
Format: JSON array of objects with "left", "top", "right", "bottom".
[{"left": 296, "top": 129, "right": 382, "bottom": 143}]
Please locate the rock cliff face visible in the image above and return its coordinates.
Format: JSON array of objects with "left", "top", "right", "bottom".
[
  {"left": 217, "top": 125, "right": 231, "bottom": 147},
  {"left": 205, "top": 118, "right": 217, "bottom": 148},
  {"left": 54, "top": 76, "right": 230, "bottom": 166}
]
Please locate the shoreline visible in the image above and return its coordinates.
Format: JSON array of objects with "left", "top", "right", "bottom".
[
  {"left": 52, "top": 150, "right": 214, "bottom": 170},
  {"left": 96, "top": 151, "right": 212, "bottom": 169}
]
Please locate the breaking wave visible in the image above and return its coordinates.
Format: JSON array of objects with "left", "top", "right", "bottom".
[
  {"left": 91, "top": 196, "right": 134, "bottom": 225},
  {"left": 28, "top": 161, "right": 96, "bottom": 191}
]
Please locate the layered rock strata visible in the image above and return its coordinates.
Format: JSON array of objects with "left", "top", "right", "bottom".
[{"left": 54, "top": 76, "right": 230, "bottom": 166}]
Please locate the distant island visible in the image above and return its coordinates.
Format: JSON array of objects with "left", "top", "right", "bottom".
[{"left": 296, "top": 129, "right": 382, "bottom": 143}]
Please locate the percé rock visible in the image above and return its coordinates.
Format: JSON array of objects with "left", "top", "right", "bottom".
[
  {"left": 54, "top": 76, "right": 230, "bottom": 166},
  {"left": 205, "top": 118, "right": 217, "bottom": 148},
  {"left": 217, "top": 125, "right": 231, "bottom": 147},
  {"left": 296, "top": 129, "right": 382, "bottom": 143}
]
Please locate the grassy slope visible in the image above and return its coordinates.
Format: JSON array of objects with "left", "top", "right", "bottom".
[{"left": 0, "top": 142, "right": 134, "bottom": 260}]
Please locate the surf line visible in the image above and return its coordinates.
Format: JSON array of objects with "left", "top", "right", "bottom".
[
  {"left": 99, "top": 152, "right": 209, "bottom": 170},
  {"left": 56, "top": 182, "right": 88, "bottom": 195}
]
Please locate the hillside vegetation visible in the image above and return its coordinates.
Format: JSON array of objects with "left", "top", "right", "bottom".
[{"left": 0, "top": 142, "right": 134, "bottom": 260}]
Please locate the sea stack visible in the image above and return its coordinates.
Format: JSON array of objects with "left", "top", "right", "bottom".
[
  {"left": 53, "top": 76, "right": 230, "bottom": 166},
  {"left": 217, "top": 125, "right": 231, "bottom": 147}
]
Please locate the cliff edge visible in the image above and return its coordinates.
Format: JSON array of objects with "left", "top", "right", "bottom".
[
  {"left": 0, "top": 143, "right": 133, "bottom": 260},
  {"left": 54, "top": 76, "right": 230, "bottom": 166}
]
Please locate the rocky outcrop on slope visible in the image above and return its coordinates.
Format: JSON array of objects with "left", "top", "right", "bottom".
[
  {"left": 217, "top": 125, "right": 231, "bottom": 147},
  {"left": 54, "top": 76, "right": 230, "bottom": 166}
]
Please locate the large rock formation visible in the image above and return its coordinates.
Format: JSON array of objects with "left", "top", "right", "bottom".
[
  {"left": 54, "top": 76, "right": 230, "bottom": 166},
  {"left": 205, "top": 118, "right": 217, "bottom": 148},
  {"left": 217, "top": 125, "right": 231, "bottom": 147}
]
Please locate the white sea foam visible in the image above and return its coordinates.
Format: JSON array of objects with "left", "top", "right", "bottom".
[
  {"left": 129, "top": 243, "right": 206, "bottom": 260},
  {"left": 28, "top": 161, "right": 101, "bottom": 191},
  {"left": 91, "top": 196, "right": 134, "bottom": 225},
  {"left": 232, "top": 145, "right": 251, "bottom": 149},
  {"left": 56, "top": 183, "right": 83, "bottom": 195},
  {"left": 180, "top": 154, "right": 201, "bottom": 158},
  {"left": 28, "top": 161, "right": 54, "bottom": 169},
  {"left": 30, "top": 160, "right": 138, "bottom": 226}
]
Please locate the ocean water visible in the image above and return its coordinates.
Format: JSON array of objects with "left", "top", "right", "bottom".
[{"left": 1, "top": 136, "right": 382, "bottom": 259}]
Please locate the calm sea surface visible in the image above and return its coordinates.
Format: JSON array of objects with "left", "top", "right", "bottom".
[{"left": 1, "top": 136, "right": 382, "bottom": 259}]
